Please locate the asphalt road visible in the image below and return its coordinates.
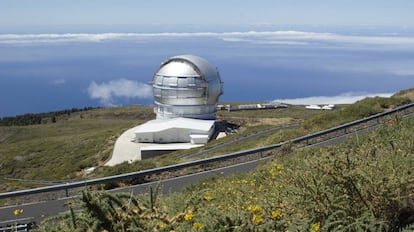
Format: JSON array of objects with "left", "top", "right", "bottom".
[{"left": 0, "top": 160, "right": 259, "bottom": 225}]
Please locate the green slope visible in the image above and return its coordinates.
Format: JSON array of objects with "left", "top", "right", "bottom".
[
  {"left": 37, "top": 105, "right": 414, "bottom": 231},
  {"left": 0, "top": 106, "right": 154, "bottom": 192},
  {"left": 0, "top": 89, "right": 413, "bottom": 194}
]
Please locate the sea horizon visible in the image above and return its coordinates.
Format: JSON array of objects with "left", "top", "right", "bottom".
[{"left": 1, "top": 24, "right": 414, "bottom": 118}]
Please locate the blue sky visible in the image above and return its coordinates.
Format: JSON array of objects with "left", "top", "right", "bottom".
[
  {"left": 1, "top": 0, "right": 413, "bottom": 28},
  {"left": 1, "top": 1, "right": 414, "bottom": 117}
]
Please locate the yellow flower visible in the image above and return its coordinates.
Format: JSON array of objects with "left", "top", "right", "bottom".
[
  {"left": 158, "top": 222, "right": 167, "bottom": 228},
  {"left": 310, "top": 223, "right": 321, "bottom": 232},
  {"left": 13, "top": 209, "right": 23, "bottom": 217},
  {"left": 271, "top": 210, "right": 281, "bottom": 219},
  {"left": 193, "top": 222, "right": 204, "bottom": 230},
  {"left": 272, "top": 162, "right": 283, "bottom": 170},
  {"left": 252, "top": 214, "right": 264, "bottom": 225},
  {"left": 247, "top": 205, "right": 263, "bottom": 214},
  {"left": 184, "top": 212, "right": 194, "bottom": 221},
  {"left": 203, "top": 193, "right": 213, "bottom": 201}
]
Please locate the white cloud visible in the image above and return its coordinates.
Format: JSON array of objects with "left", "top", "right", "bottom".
[
  {"left": 50, "top": 78, "right": 66, "bottom": 85},
  {"left": 87, "top": 79, "right": 152, "bottom": 106},
  {"left": 273, "top": 92, "right": 394, "bottom": 105},
  {"left": 319, "top": 62, "right": 414, "bottom": 77},
  {"left": 0, "top": 32, "right": 216, "bottom": 44},
  {"left": 1, "top": 31, "right": 414, "bottom": 48}
]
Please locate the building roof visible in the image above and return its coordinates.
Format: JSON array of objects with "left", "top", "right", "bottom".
[
  {"left": 157, "top": 54, "right": 220, "bottom": 82},
  {"left": 140, "top": 143, "right": 203, "bottom": 151},
  {"left": 134, "top": 117, "right": 215, "bottom": 133}
]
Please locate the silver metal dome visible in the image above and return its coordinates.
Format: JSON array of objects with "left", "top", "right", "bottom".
[{"left": 152, "top": 55, "right": 223, "bottom": 119}]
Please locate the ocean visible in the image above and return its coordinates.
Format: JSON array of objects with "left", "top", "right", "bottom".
[{"left": 1, "top": 25, "right": 414, "bottom": 117}]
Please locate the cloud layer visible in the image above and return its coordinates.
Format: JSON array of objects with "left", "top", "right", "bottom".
[
  {"left": 1, "top": 31, "right": 414, "bottom": 48},
  {"left": 273, "top": 92, "right": 393, "bottom": 105},
  {"left": 87, "top": 79, "right": 152, "bottom": 106},
  {"left": 50, "top": 78, "right": 66, "bottom": 85}
]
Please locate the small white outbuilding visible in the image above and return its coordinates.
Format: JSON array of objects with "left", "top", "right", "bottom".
[{"left": 132, "top": 117, "right": 215, "bottom": 144}]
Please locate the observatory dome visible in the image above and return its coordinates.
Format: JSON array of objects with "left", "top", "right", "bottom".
[{"left": 152, "top": 55, "right": 223, "bottom": 119}]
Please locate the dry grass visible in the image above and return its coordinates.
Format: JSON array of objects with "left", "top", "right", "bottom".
[{"left": 0, "top": 106, "right": 155, "bottom": 192}]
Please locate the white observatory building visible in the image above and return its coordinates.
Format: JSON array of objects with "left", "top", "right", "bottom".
[{"left": 131, "top": 55, "right": 223, "bottom": 150}]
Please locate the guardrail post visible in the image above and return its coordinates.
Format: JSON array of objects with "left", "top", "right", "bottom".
[{"left": 65, "top": 183, "right": 69, "bottom": 197}]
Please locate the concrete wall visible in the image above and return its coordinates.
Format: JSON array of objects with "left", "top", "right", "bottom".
[
  {"left": 134, "top": 121, "right": 216, "bottom": 144},
  {"left": 135, "top": 132, "right": 154, "bottom": 143}
]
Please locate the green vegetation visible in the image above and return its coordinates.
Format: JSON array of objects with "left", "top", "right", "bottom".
[
  {"left": 0, "top": 106, "right": 155, "bottom": 192},
  {"left": 184, "top": 95, "right": 410, "bottom": 159},
  {"left": 394, "top": 88, "right": 414, "bottom": 101},
  {"left": 217, "top": 104, "right": 339, "bottom": 121},
  {"left": 2, "top": 88, "right": 414, "bottom": 230},
  {"left": 0, "top": 107, "right": 97, "bottom": 126},
  {"left": 1, "top": 91, "right": 412, "bottom": 193},
  {"left": 37, "top": 115, "right": 414, "bottom": 231},
  {"left": 304, "top": 96, "right": 411, "bottom": 131}
]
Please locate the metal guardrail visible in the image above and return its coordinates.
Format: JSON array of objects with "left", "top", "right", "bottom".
[
  {"left": 0, "top": 142, "right": 286, "bottom": 200},
  {"left": 0, "top": 217, "right": 35, "bottom": 231},
  {"left": 291, "top": 101, "right": 414, "bottom": 144},
  {"left": 1, "top": 102, "right": 414, "bottom": 200},
  {"left": 179, "top": 123, "right": 301, "bottom": 159},
  {"left": 0, "top": 224, "right": 29, "bottom": 232}
]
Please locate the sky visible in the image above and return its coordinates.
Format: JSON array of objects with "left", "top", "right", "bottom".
[
  {"left": 1, "top": 1, "right": 414, "bottom": 117},
  {"left": 1, "top": 0, "right": 414, "bottom": 29}
]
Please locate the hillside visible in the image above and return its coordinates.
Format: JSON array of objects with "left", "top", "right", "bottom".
[
  {"left": 38, "top": 106, "right": 414, "bottom": 231},
  {"left": 0, "top": 106, "right": 155, "bottom": 192},
  {"left": 0, "top": 89, "right": 413, "bottom": 194},
  {"left": 394, "top": 88, "right": 414, "bottom": 101},
  {"left": 0, "top": 103, "right": 329, "bottom": 193}
]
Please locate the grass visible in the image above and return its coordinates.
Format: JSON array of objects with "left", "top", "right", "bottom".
[
  {"left": 0, "top": 90, "right": 413, "bottom": 192},
  {"left": 81, "top": 105, "right": 324, "bottom": 177},
  {"left": 217, "top": 104, "right": 337, "bottom": 121},
  {"left": 394, "top": 88, "right": 414, "bottom": 101},
  {"left": 0, "top": 106, "right": 155, "bottom": 192},
  {"left": 304, "top": 95, "right": 411, "bottom": 131},
  {"left": 36, "top": 113, "right": 414, "bottom": 232},
  {"left": 176, "top": 95, "right": 410, "bottom": 160},
  {"left": 4, "top": 88, "right": 414, "bottom": 230},
  {"left": 1, "top": 92, "right": 411, "bottom": 192}
]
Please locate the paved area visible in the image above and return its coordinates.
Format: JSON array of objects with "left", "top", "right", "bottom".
[
  {"left": 106, "top": 126, "right": 203, "bottom": 166},
  {"left": 105, "top": 126, "right": 143, "bottom": 166}
]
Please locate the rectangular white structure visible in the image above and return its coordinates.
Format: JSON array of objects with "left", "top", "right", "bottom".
[{"left": 132, "top": 117, "right": 215, "bottom": 144}]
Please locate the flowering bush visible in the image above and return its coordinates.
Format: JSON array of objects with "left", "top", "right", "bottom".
[{"left": 38, "top": 117, "right": 414, "bottom": 231}]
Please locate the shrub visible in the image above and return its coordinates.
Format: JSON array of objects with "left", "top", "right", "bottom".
[
  {"left": 37, "top": 117, "right": 414, "bottom": 231},
  {"left": 304, "top": 96, "right": 411, "bottom": 131}
]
